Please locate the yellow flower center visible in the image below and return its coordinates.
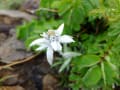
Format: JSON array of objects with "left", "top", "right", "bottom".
[{"left": 47, "top": 30, "right": 55, "bottom": 36}]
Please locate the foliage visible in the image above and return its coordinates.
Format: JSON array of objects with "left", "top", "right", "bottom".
[{"left": 17, "top": 0, "right": 120, "bottom": 89}]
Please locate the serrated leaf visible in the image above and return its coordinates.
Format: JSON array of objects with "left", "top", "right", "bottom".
[{"left": 82, "top": 65, "right": 102, "bottom": 87}]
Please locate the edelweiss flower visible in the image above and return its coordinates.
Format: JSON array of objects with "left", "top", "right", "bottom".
[{"left": 29, "top": 23, "right": 74, "bottom": 65}]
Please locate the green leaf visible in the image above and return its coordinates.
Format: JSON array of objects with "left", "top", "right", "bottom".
[
  {"left": 101, "top": 62, "right": 106, "bottom": 85},
  {"left": 82, "top": 65, "right": 102, "bottom": 87},
  {"left": 103, "top": 61, "right": 117, "bottom": 85},
  {"left": 59, "top": 58, "right": 71, "bottom": 73},
  {"left": 16, "top": 21, "right": 36, "bottom": 41},
  {"left": 51, "top": 1, "right": 61, "bottom": 9},
  {"left": 25, "top": 35, "right": 39, "bottom": 48},
  {"left": 105, "top": 56, "right": 117, "bottom": 71},
  {"left": 108, "top": 28, "right": 120, "bottom": 36},
  {"left": 108, "top": 21, "right": 120, "bottom": 36},
  {"left": 55, "top": 0, "right": 86, "bottom": 34},
  {"left": 89, "top": 0, "right": 100, "bottom": 8},
  {"left": 69, "top": 74, "right": 81, "bottom": 81},
  {"left": 73, "top": 55, "right": 100, "bottom": 69},
  {"left": 113, "top": 34, "right": 120, "bottom": 45}
]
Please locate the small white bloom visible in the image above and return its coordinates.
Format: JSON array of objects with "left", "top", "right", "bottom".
[{"left": 29, "top": 23, "right": 74, "bottom": 65}]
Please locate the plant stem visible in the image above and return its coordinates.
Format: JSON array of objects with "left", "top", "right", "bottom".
[{"left": 0, "top": 53, "right": 39, "bottom": 70}]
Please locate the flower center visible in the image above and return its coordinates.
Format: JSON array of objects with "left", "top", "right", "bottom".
[
  {"left": 49, "top": 36, "right": 59, "bottom": 42},
  {"left": 47, "top": 30, "right": 55, "bottom": 36},
  {"left": 47, "top": 30, "right": 60, "bottom": 42}
]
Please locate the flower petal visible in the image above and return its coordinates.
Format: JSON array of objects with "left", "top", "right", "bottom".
[
  {"left": 35, "top": 45, "right": 47, "bottom": 51},
  {"left": 46, "top": 47, "right": 54, "bottom": 65},
  {"left": 51, "top": 41, "right": 62, "bottom": 51},
  {"left": 55, "top": 23, "right": 64, "bottom": 35},
  {"left": 29, "top": 38, "right": 46, "bottom": 47},
  {"left": 60, "top": 35, "right": 74, "bottom": 43},
  {"left": 62, "top": 52, "right": 81, "bottom": 59}
]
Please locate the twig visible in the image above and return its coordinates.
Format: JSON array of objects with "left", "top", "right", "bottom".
[
  {"left": 36, "top": 8, "right": 58, "bottom": 13},
  {"left": 0, "top": 53, "right": 39, "bottom": 70}
]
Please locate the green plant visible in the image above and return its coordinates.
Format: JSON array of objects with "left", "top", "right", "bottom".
[{"left": 17, "top": 0, "right": 120, "bottom": 89}]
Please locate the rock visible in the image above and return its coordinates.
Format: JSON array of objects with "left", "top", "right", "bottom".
[
  {"left": 20, "top": 0, "right": 40, "bottom": 13},
  {"left": 0, "top": 31, "right": 32, "bottom": 63},
  {"left": 43, "top": 74, "right": 58, "bottom": 90},
  {"left": 0, "top": 33, "right": 7, "bottom": 46},
  {"left": 0, "top": 86, "right": 25, "bottom": 90},
  {"left": 3, "top": 75, "right": 19, "bottom": 85}
]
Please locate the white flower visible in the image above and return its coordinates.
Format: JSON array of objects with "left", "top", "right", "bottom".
[{"left": 29, "top": 23, "right": 74, "bottom": 65}]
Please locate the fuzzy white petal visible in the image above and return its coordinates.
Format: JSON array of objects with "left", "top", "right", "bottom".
[
  {"left": 35, "top": 45, "right": 47, "bottom": 51},
  {"left": 51, "top": 41, "right": 62, "bottom": 51},
  {"left": 62, "top": 52, "right": 81, "bottom": 59},
  {"left": 46, "top": 47, "right": 54, "bottom": 65},
  {"left": 55, "top": 23, "right": 64, "bottom": 35},
  {"left": 60, "top": 35, "right": 74, "bottom": 43},
  {"left": 29, "top": 38, "right": 46, "bottom": 47}
]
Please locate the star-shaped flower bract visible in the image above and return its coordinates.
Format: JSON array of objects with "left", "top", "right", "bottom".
[{"left": 29, "top": 23, "right": 74, "bottom": 65}]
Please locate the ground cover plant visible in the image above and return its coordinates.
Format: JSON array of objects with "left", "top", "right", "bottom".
[{"left": 17, "top": 0, "right": 120, "bottom": 90}]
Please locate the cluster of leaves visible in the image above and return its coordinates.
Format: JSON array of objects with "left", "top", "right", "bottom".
[{"left": 17, "top": 0, "right": 120, "bottom": 90}]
